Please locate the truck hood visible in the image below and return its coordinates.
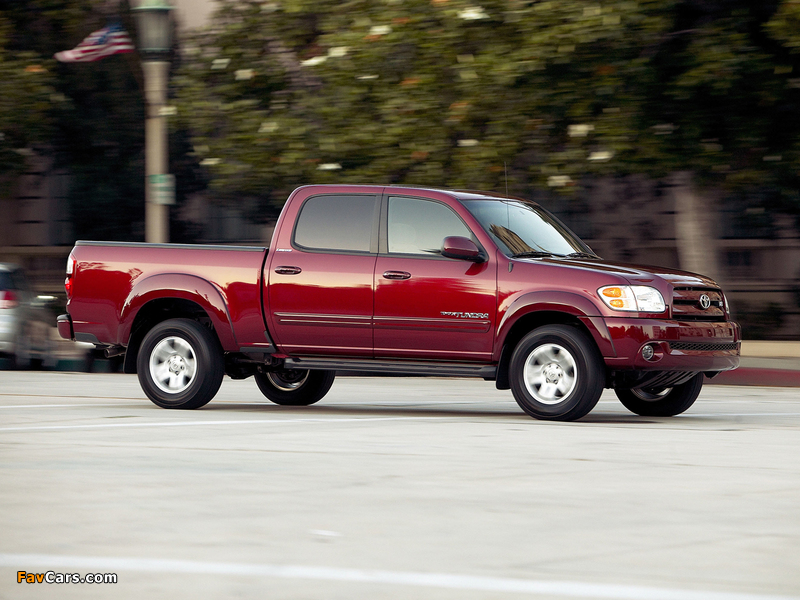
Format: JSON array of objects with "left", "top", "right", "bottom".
[{"left": 522, "top": 257, "right": 720, "bottom": 289}]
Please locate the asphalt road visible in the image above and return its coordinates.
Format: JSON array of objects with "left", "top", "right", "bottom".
[{"left": 1, "top": 372, "right": 799, "bottom": 600}]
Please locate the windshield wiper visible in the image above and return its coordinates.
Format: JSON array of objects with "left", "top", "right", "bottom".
[
  {"left": 564, "top": 251, "right": 598, "bottom": 259},
  {"left": 510, "top": 251, "right": 561, "bottom": 258}
]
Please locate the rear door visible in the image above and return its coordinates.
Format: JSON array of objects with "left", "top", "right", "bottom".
[
  {"left": 267, "top": 192, "right": 379, "bottom": 356},
  {"left": 373, "top": 194, "right": 497, "bottom": 361}
]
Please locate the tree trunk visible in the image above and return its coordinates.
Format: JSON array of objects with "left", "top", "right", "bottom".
[{"left": 670, "top": 171, "right": 723, "bottom": 283}]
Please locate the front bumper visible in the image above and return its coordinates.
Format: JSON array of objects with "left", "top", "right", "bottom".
[{"left": 603, "top": 317, "right": 740, "bottom": 373}]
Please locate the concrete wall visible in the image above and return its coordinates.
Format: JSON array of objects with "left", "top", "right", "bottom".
[
  {"left": 168, "top": 0, "right": 216, "bottom": 30},
  {"left": 0, "top": 154, "right": 72, "bottom": 248}
]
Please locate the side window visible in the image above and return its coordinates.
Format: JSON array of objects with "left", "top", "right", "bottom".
[
  {"left": 294, "top": 194, "right": 377, "bottom": 253},
  {"left": 387, "top": 196, "right": 472, "bottom": 256}
]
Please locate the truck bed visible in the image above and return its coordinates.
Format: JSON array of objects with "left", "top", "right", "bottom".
[{"left": 66, "top": 241, "right": 269, "bottom": 351}]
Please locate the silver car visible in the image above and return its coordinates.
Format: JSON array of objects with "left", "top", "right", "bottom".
[{"left": 0, "top": 263, "right": 52, "bottom": 368}]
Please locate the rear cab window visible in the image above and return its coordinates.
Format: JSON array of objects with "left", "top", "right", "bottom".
[{"left": 293, "top": 194, "right": 379, "bottom": 253}]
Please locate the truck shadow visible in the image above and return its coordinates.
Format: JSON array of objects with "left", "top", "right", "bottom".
[{"left": 200, "top": 401, "right": 659, "bottom": 424}]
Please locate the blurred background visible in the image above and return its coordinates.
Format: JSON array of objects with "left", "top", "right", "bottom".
[{"left": 1, "top": 0, "right": 799, "bottom": 351}]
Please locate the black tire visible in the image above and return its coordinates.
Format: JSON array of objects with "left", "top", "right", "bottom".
[
  {"left": 254, "top": 368, "right": 335, "bottom": 406},
  {"left": 137, "top": 318, "right": 224, "bottom": 409},
  {"left": 509, "top": 325, "right": 604, "bottom": 421},
  {"left": 615, "top": 373, "right": 704, "bottom": 417}
]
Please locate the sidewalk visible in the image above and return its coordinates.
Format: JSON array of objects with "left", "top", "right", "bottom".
[{"left": 709, "top": 341, "right": 800, "bottom": 387}]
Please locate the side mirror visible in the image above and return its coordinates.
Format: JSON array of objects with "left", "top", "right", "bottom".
[{"left": 441, "top": 236, "right": 485, "bottom": 262}]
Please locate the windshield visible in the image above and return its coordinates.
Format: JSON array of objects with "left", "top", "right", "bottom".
[{"left": 461, "top": 199, "right": 595, "bottom": 258}]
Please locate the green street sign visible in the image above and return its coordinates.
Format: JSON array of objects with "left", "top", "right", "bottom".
[{"left": 149, "top": 173, "right": 175, "bottom": 205}]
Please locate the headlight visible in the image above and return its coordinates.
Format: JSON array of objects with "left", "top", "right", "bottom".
[{"left": 598, "top": 285, "right": 666, "bottom": 313}]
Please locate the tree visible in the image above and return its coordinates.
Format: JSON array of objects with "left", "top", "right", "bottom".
[
  {"left": 0, "top": 14, "right": 58, "bottom": 189},
  {"left": 1, "top": 0, "right": 206, "bottom": 242},
  {"left": 173, "top": 0, "right": 650, "bottom": 213},
  {"left": 178, "top": 0, "right": 800, "bottom": 273},
  {"left": 0, "top": 1, "right": 145, "bottom": 239}
]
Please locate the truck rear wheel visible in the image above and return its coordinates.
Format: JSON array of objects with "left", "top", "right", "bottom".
[
  {"left": 254, "top": 368, "right": 335, "bottom": 406},
  {"left": 137, "top": 318, "right": 224, "bottom": 409},
  {"left": 615, "top": 373, "right": 703, "bottom": 417},
  {"left": 509, "top": 325, "right": 604, "bottom": 421}
]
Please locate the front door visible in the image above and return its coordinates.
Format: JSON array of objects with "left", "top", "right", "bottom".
[{"left": 374, "top": 195, "right": 496, "bottom": 361}]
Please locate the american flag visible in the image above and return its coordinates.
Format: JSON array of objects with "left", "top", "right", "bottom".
[{"left": 54, "top": 24, "right": 135, "bottom": 63}]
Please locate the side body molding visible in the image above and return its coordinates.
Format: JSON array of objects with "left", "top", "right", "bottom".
[
  {"left": 494, "top": 290, "right": 615, "bottom": 360},
  {"left": 119, "top": 273, "right": 237, "bottom": 351}
]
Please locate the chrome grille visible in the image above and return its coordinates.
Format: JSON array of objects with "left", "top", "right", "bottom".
[{"left": 671, "top": 287, "right": 726, "bottom": 322}]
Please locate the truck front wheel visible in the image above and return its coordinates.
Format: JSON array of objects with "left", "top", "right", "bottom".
[
  {"left": 137, "top": 318, "right": 224, "bottom": 409},
  {"left": 615, "top": 373, "right": 703, "bottom": 417},
  {"left": 509, "top": 325, "right": 604, "bottom": 421},
  {"left": 254, "top": 368, "right": 335, "bottom": 406}
]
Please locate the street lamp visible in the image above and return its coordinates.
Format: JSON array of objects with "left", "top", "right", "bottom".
[{"left": 133, "top": 0, "right": 174, "bottom": 243}]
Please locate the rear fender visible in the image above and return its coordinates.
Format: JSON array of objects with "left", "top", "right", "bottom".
[{"left": 119, "top": 274, "right": 237, "bottom": 350}]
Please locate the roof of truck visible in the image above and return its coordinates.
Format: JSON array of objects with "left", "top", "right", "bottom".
[{"left": 293, "top": 184, "right": 536, "bottom": 205}]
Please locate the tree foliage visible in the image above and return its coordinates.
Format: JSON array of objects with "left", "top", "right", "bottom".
[
  {"left": 0, "top": 14, "right": 58, "bottom": 181},
  {"left": 5, "top": 0, "right": 800, "bottom": 240},
  {"left": 1, "top": 0, "right": 208, "bottom": 241},
  {"left": 0, "top": 1, "right": 145, "bottom": 238},
  {"left": 172, "top": 0, "right": 800, "bottom": 218}
]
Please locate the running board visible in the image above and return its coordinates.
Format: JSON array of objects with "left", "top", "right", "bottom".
[{"left": 283, "top": 357, "right": 497, "bottom": 379}]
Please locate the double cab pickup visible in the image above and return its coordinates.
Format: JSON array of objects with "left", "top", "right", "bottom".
[{"left": 58, "top": 185, "right": 740, "bottom": 421}]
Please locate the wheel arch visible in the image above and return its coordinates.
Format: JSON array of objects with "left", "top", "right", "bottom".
[
  {"left": 493, "top": 292, "right": 614, "bottom": 390},
  {"left": 121, "top": 276, "right": 235, "bottom": 373}
]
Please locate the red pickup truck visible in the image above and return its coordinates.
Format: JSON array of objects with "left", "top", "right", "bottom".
[{"left": 58, "top": 185, "right": 740, "bottom": 421}]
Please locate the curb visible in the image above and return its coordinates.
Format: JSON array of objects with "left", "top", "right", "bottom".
[
  {"left": 0, "top": 358, "right": 120, "bottom": 373},
  {"left": 740, "top": 341, "right": 800, "bottom": 359},
  {"left": 707, "top": 367, "right": 800, "bottom": 387}
]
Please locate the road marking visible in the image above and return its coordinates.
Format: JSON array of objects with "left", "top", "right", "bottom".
[
  {"left": 686, "top": 413, "right": 800, "bottom": 418},
  {"left": 0, "top": 401, "right": 299, "bottom": 408},
  {"left": 0, "top": 416, "right": 432, "bottom": 433},
  {"left": 0, "top": 393, "right": 143, "bottom": 400},
  {"left": 0, "top": 403, "right": 137, "bottom": 409},
  {"left": 308, "top": 529, "right": 342, "bottom": 537},
  {"left": 0, "top": 553, "right": 795, "bottom": 600}
]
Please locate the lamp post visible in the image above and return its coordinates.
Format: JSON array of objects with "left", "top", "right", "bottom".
[{"left": 133, "top": 0, "right": 174, "bottom": 243}]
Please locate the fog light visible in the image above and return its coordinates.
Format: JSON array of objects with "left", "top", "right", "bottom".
[{"left": 642, "top": 344, "right": 655, "bottom": 361}]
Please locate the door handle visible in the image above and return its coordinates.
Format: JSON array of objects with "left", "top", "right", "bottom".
[
  {"left": 383, "top": 270, "right": 411, "bottom": 280},
  {"left": 275, "top": 266, "right": 302, "bottom": 275}
]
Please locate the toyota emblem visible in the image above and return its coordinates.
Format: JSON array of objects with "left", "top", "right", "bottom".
[{"left": 699, "top": 294, "right": 711, "bottom": 310}]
